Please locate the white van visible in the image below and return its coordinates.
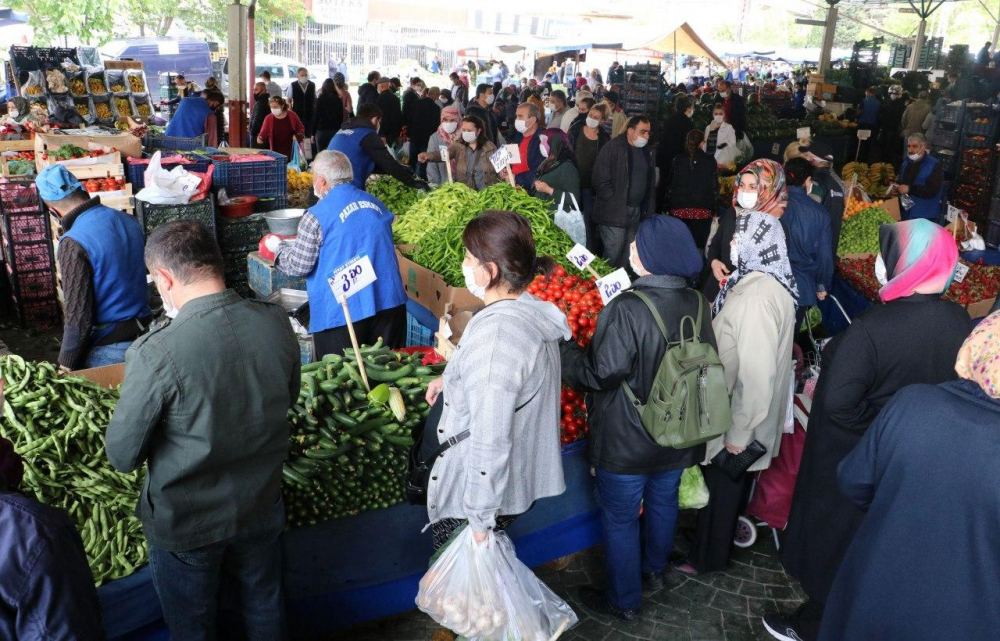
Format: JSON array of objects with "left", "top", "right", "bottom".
[{"left": 253, "top": 54, "right": 315, "bottom": 92}]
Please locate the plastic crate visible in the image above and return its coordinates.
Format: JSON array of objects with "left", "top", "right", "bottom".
[
  {"left": 135, "top": 196, "right": 216, "bottom": 238},
  {"left": 2, "top": 211, "right": 48, "bottom": 244},
  {"left": 987, "top": 219, "right": 1000, "bottom": 249},
  {"left": 964, "top": 134, "right": 993, "bottom": 149},
  {"left": 143, "top": 134, "right": 208, "bottom": 153},
  {"left": 11, "top": 268, "right": 56, "bottom": 301},
  {"left": 16, "top": 297, "right": 61, "bottom": 329},
  {"left": 126, "top": 154, "right": 212, "bottom": 190},
  {"left": 211, "top": 151, "right": 288, "bottom": 206},
  {"left": 0, "top": 179, "right": 42, "bottom": 215},
  {"left": 937, "top": 103, "right": 964, "bottom": 125},
  {"left": 963, "top": 116, "right": 997, "bottom": 137},
  {"left": 4, "top": 240, "right": 53, "bottom": 274},
  {"left": 216, "top": 213, "right": 269, "bottom": 252},
  {"left": 406, "top": 312, "right": 434, "bottom": 347},
  {"left": 934, "top": 129, "right": 961, "bottom": 150}
]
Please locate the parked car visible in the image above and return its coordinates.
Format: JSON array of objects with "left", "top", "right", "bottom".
[
  {"left": 102, "top": 38, "right": 213, "bottom": 98},
  {"left": 249, "top": 54, "right": 315, "bottom": 92}
]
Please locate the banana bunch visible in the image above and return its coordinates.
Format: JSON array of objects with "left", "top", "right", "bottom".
[
  {"left": 841, "top": 162, "right": 872, "bottom": 192},
  {"left": 287, "top": 169, "right": 313, "bottom": 190},
  {"left": 866, "top": 163, "right": 896, "bottom": 198}
]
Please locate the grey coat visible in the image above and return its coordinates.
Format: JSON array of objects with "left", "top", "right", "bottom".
[{"left": 427, "top": 293, "right": 571, "bottom": 530}]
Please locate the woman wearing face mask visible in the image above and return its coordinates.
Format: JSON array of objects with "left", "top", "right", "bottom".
[
  {"left": 418, "top": 115, "right": 501, "bottom": 190},
  {"left": 656, "top": 95, "right": 696, "bottom": 211},
  {"left": 424, "top": 105, "right": 462, "bottom": 187},
  {"left": 673, "top": 210, "right": 798, "bottom": 578},
  {"left": 772, "top": 219, "right": 972, "bottom": 641},
  {"left": 704, "top": 159, "right": 788, "bottom": 300},
  {"left": 532, "top": 129, "right": 580, "bottom": 209},
  {"left": 313, "top": 78, "right": 345, "bottom": 153},
  {"left": 2, "top": 96, "right": 40, "bottom": 129},
  {"left": 669, "top": 129, "right": 718, "bottom": 253},
  {"left": 422, "top": 210, "right": 570, "bottom": 550},
  {"left": 571, "top": 103, "right": 610, "bottom": 252},
  {"left": 257, "top": 97, "right": 305, "bottom": 160},
  {"left": 567, "top": 96, "right": 596, "bottom": 142},
  {"left": 704, "top": 103, "right": 738, "bottom": 168}
]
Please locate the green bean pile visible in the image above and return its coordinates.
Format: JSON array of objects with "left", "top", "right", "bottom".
[
  {"left": 393, "top": 182, "right": 478, "bottom": 245},
  {"left": 367, "top": 175, "right": 424, "bottom": 217},
  {"left": 0, "top": 356, "right": 146, "bottom": 585}
]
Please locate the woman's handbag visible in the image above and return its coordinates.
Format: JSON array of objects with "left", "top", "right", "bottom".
[
  {"left": 554, "top": 193, "right": 587, "bottom": 246},
  {"left": 406, "top": 393, "right": 469, "bottom": 505}
]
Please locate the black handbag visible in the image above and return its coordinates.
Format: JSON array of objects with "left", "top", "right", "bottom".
[
  {"left": 406, "top": 392, "right": 469, "bottom": 505},
  {"left": 710, "top": 440, "right": 767, "bottom": 481}
]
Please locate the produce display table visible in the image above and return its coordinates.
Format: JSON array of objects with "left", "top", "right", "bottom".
[{"left": 99, "top": 441, "right": 600, "bottom": 640}]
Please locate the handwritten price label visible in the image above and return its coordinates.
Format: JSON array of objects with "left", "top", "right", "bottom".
[
  {"left": 595, "top": 268, "right": 632, "bottom": 305},
  {"left": 489, "top": 147, "right": 511, "bottom": 172},
  {"left": 857, "top": 129, "right": 871, "bottom": 140},
  {"left": 953, "top": 262, "right": 970, "bottom": 283},
  {"left": 329, "top": 254, "right": 377, "bottom": 302},
  {"left": 566, "top": 243, "right": 595, "bottom": 271},
  {"left": 504, "top": 143, "right": 522, "bottom": 165},
  {"left": 439, "top": 145, "right": 449, "bottom": 162},
  {"left": 946, "top": 204, "right": 961, "bottom": 222},
  {"left": 796, "top": 127, "right": 811, "bottom": 140}
]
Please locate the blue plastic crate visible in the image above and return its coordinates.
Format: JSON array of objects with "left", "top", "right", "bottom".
[
  {"left": 406, "top": 312, "right": 435, "bottom": 347},
  {"left": 211, "top": 150, "right": 287, "bottom": 207},
  {"left": 126, "top": 153, "right": 212, "bottom": 190},
  {"left": 143, "top": 133, "right": 207, "bottom": 153},
  {"left": 937, "top": 103, "right": 964, "bottom": 125}
]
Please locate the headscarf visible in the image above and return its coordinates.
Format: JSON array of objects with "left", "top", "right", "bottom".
[
  {"left": 0, "top": 436, "right": 24, "bottom": 491},
  {"left": 955, "top": 310, "right": 1000, "bottom": 399},
  {"left": 734, "top": 158, "right": 788, "bottom": 215},
  {"left": 713, "top": 210, "right": 799, "bottom": 315},
  {"left": 877, "top": 219, "right": 958, "bottom": 302},
  {"left": 7, "top": 96, "right": 29, "bottom": 123},
  {"left": 537, "top": 128, "right": 575, "bottom": 176},
  {"left": 636, "top": 215, "right": 703, "bottom": 278},
  {"left": 436, "top": 105, "right": 461, "bottom": 145}
]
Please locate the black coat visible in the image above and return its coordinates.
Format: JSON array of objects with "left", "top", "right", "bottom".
[
  {"left": 780, "top": 295, "right": 973, "bottom": 603},
  {"left": 561, "top": 278, "right": 715, "bottom": 474},
  {"left": 357, "top": 82, "right": 378, "bottom": 107},
  {"left": 723, "top": 92, "right": 747, "bottom": 141},
  {"left": 408, "top": 97, "right": 441, "bottom": 149},
  {"left": 376, "top": 90, "right": 403, "bottom": 145},
  {"left": 657, "top": 113, "right": 694, "bottom": 170},
  {"left": 401, "top": 88, "right": 419, "bottom": 128},
  {"left": 669, "top": 151, "right": 718, "bottom": 210},
  {"left": 465, "top": 102, "right": 499, "bottom": 144},
  {"left": 288, "top": 81, "right": 316, "bottom": 132},
  {"left": 702, "top": 206, "right": 736, "bottom": 301},
  {"left": 249, "top": 93, "right": 270, "bottom": 144},
  {"left": 591, "top": 135, "right": 656, "bottom": 227},
  {"left": 820, "top": 379, "right": 1000, "bottom": 640},
  {"left": 312, "top": 91, "right": 345, "bottom": 135},
  {"left": 812, "top": 167, "right": 845, "bottom": 256},
  {"left": 566, "top": 112, "right": 588, "bottom": 145}
]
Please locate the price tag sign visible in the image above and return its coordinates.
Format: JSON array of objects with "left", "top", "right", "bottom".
[
  {"left": 439, "top": 145, "right": 449, "bottom": 162},
  {"left": 489, "top": 147, "right": 511, "bottom": 172},
  {"left": 771, "top": 143, "right": 780, "bottom": 155},
  {"left": 566, "top": 243, "right": 595, "bottom": 271},
  {"left": 953, "top": 262, "right": 970, "bottom": 283},
  {"left": 504, "top": 143, "right": 522, "bottom": 165},
  {"left": 796, "top": 127, "right": 811, "bottom": 140},
  {"left": 857, "top": 129, "right": 871, "bottom": 140},
  {"left": 946, "top": 204, "right": 961, "bottom": 222},
  {"left": 595, "top": 268, "right": 632, "bottom": 305},
  {"left": 329, "top": 254, "right": 377, "bottom": 303}
]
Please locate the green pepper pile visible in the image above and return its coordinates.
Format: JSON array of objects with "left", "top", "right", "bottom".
[
  {"left": 837, "top": 206, "right": 894, "bottom": 257},
  {"left": 0, "top": 356, "right": 146, "bottom": 585},
  {"left": 367, "top": 175, "right": 424, "bottom": 217},
  {"left": 282, "top": 340, "right": 442, "bottom": 528},
  {"left": 393, "top": 182, "right": 477, "bottom": 246}
]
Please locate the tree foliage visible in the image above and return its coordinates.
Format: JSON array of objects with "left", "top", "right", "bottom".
[
  {"left": 10, "top": 0, "right": 120, "bottom": 45},
  {"left": 123, "top": 0, "right": 304, "bottom": 42}
]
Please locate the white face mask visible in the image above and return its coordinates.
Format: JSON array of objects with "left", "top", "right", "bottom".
[
  {"left": 158, "top": 276, "right": 178, "bottom": 319},
  {"left": 713, "top": 115, "right": 724, "bottom": 123},
  {"left": 737, "top": 191, "right": 758, "bottom": 210},
  {"left": 874, "top": 253, "right": 888, "bottom": 286},
  {"left": 729, "top": 238, "right": 740, "bottom": 268},
  {"left": 632, "top": 135, "right": 649, "bottom": 148},
  {"left": 586, "top": 116, "right": 600, "bottom": 129},
  {"left": 907, "top": 152, "right": 924, "bottom": 162},
  {"left": 628, "top": 246, "right": 644, "bottom": 276},
  {"left": 8, "top": 110, "right": 17, "bottom": 119},
  {"left": 720, "top": 91, "right": 729, "bottom": 98},
  {"left": 299, "top": 77, "right": 308, "bottom": 84},
  {"left": 442, "top": 121, "right": 458, "bottom": 134},
  {"left": 514, "top": 119, "right": 528, "bottom": 133},
  {"left": 461, "top": 130, "right": 477, "bottom": 143},
  {"left": 462, "top": 263, "right": 486, "bottom": 300},
  {"left": 485, "top": 94, "right": 495, "bottom": 105},
  {"left": 271, "top": 108, "right": 282, "bottom": 117}
]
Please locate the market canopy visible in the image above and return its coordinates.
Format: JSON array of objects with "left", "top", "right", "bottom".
[{"left": 618, "top": 22, "right": 725, "bottom": 67}]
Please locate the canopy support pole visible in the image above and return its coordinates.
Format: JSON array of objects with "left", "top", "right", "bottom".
[
  {"left": 673, "top": 31, "right": 677, "bottom": 85},
  {"left": 993, "top": 1, "right": 1000, "bottom": 57},
  {"left": 907, "top": 0, "right": 947, "bottom": 71},
  {"left": 818, "top": 0, "right": 840, "bottom": 75},
  {"left": 227, "top": 1, "right": 250, "bottom": 148}
]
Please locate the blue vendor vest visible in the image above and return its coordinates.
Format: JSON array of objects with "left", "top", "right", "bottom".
[
  {"left": 899, "top": 154, "right": 943, "bottom": 221},
  {"left": 327, "top": 123, "right": 378, "bottom": 189},
  {"left": 165, "top": 97, "right": 212, "bottom": 138},
  {"left": 62, "top": 205, "right": 151, "bottom": 342},
  {"left": 305, "top": 184, "right": 407, "bottom": 333}
]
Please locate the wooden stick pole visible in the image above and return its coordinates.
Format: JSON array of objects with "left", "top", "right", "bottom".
[
  {"left": 505, "top": 160, "right": 516, "bottom": 187},
  {"left": 444, "top": 158, "right": 453, "bottom": 183},
  {"left": 586, "top": 265, "right": 600, "bottom": 279},
  {"left": 341, "top": 298, "right": 370, "bottom": 391}
]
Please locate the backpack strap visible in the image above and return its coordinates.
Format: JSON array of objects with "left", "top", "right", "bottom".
[
  {"left": 629, "top": 290, "right": 669, "bottom": 341},
  {"left": 679, "top": 290, "right": 706, "bottom": 345}
]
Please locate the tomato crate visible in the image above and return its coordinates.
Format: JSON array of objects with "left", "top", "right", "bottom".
[
  {"left": 211, "top": 151, "right": 287, "bottom": 206},
  {"left": 1, "top": 211, "right": 49, "bottom": 245},
  {"left": 963, "top": 116, "right": 998, "bottom": 138},
  {"left": 2, "top": 239, "right": 54, "bottom": 274},
  {"left": 9, "top": 267, "right": 57, "bottom": 301},
  {"left": 15, "top": 296, "right": 61, "bottom": 329},
  {"left": 0, "top": 178, "right": 42, "bottom": 215},
  {"left": 135, "top": 195, "right": 216, "bottom": 238},
  {"left": 126, "top": 153, "right": 212, "bottom": 189}
]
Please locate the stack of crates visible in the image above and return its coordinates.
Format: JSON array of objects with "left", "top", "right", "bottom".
[
  {"left": 135, "top": 196, "right": 216, "bottom": 239},
  {"left": 216, "top": 213, "right": 269, "bottom": 298},
  {"left": 0, "top": 179, "right": 60, "bottom": 328}
]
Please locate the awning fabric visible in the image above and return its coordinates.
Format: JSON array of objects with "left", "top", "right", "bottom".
[{"left": 620, "top": 22, "right": 725, "bottom": 67}]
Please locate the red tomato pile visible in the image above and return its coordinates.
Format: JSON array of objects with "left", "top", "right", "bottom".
[{"left": 527, "top": 265, "right": 605, "bottom": 444}]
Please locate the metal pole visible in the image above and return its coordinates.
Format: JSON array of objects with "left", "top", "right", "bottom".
[
  {"left": 909, "top": 17, "right": 927, "bottom": 71},
  {"left": 818, "top": 1, "right": 839, "bottom": 74},
  {"left": 993, "top": 2, "right": 1000, "bottom": 57},
  {"left": 673, "top": 31, "right": 677, "bottom": 85}
]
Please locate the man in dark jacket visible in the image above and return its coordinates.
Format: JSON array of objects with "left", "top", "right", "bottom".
[
  {"left": 593, "top": 115, "right": 656, "bottom": 268},
  {"left": 878, "top": 85, "right": 906, "bottom": 165},
  {"left": 466, "top": 83, "right": 500, "bottom": 143},
  {"left": 327, "top": 104, "right": 428, "bottom": 190},
  {"left": 781, "top": 158, "right": 834, "bottom": 329},
  {"left": 357, "top": 70, "right": 381, "bottom": 108},
  {"left": 656, "top": 95, "right": 695, "bottom": 211},
  {"left": 717, "top": 80, "right": 746, "bottom": 141},
  {"left": 408, "top": 87, "right": 442, "bottom": 178},
  {"left": 106, "top": 220, "right": 302, "bottom": 638},
  {"left": 249, "top": 81, "right": 271, "bottom": 149},
  {"left": 375, "top": 77, "right": 403, "bottom": 146},
  {"left": 562, "top": 215, "right": 716, "bottom": 622},
  {"left": 0, "top": 437, "right": 103, "bottom": 640},
  {"left": 510, "top": 102, "right": 546, "bottom": 190},
  {"left": 285, "top": 67, "right": 316, "bottom": 134},
  {"left": 401, "top": 76, "right": 424, "bottom": 131},
  {"left": 788, "top": 140, "right": 846, "bottom": 254}
]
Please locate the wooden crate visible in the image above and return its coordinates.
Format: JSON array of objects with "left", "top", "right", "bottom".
[
  {"left": 103, "top": 60, "right": 144, "bottom": 71},
  {"left": 0, "top": 139, "right": 35, "bottom": 153},
  {"left": 36, "top": 151, "right": 124, "bottom": 180}
]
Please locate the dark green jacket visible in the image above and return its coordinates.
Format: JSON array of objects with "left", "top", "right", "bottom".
[
  {"left": 105, "top": 290, "right": 301, "bottom": 551},
  {"left": 535, "top": 161, "right": 581, "bottom": 211}
]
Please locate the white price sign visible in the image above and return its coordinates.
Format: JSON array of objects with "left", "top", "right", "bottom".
[
  {"left": 566, "top": 243, "right": 595, "bottom": 271},
  {"left": 857, "top": 129, "right": 871, "bottom": 140},
  {"left": 946, "top": 204, "right": 961, "bottom": 222},
  {"left": 595, "top": 268, "right": 632, "bottom": 305},
  {"left": 953, "top": 262, "right": 970, "bottom": 283},
  {"left": 796, "top": 127, "right": 811, "bottom": 140},
  {"left": 503, "top": 143, "right": 522, "bottom": 165},
  {"left": 489, "top": 147, "right": 511, "bottom": 172},
  {"left": 771, "top": 143, "right": 780, "bottom": 156},
  {"left": 329, "top": 254, "right": 377, "bottom": 302},
  {"left": 439, "top": 145, "right": 450, "bottom": 162}
]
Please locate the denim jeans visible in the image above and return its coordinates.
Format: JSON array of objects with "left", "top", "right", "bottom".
[
  {"left": 595, "top": 467, "right": 684, "bottom": 611},
  {"left": 149, "top": 502, "right": 286, "bottom": 641},
  {"left": 83, "top": 341, "right": 133, "bottom": 369}
]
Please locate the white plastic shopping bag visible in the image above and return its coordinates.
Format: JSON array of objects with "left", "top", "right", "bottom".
[
  {"left": 416, "top": 527, "right": 578, "bottom": 640},
  {"left": 135, "top": 151, "right": 202, "bottom": 205},
  {"left": 554, "top": 193, "right": 587, "bottom": 247}
]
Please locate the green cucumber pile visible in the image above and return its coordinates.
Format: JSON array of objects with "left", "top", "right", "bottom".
[
  {"left": 837, "top": 206, "right": 894, "bottom": 257},
  {"left": 367, "top": 175, "right": 424, "bottom": 217},
  {"left": 0, "top": 356, "right": 146, "bottom": 585},
  {"left": 282, "top": 340, "right": 442, "bottom": 528}
]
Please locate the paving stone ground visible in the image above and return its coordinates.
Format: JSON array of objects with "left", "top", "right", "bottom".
[{"left": 339, "top": 516, "right": 805, "bottom": 641}]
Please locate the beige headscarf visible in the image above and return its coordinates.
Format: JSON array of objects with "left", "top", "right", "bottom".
[{"left": 955, "top": 310, "right": 1000, "bottom": 399}]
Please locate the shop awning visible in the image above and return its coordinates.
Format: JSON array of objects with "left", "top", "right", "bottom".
[
  {"left": 619, "top": 22, "right": 725, "bottom": 67},
  {"left": 534, "top": 42, "right": 623, "bottom": 55}
]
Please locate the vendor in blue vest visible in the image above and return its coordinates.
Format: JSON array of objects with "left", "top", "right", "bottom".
[
  {"left": 164, "top": 90, "right": 224, "bottom": 147},
  {"left": 892, "top": 133, "right": 944, "bottom": 221},
  {"left": 327, "top": 103, "right": 428, "bottom": 190},
  {"left": 36, "top": 165, "right": 151, "bottom": 370},
  {"left": 269, "top": 150, "right": 409, "bottom": 358}
]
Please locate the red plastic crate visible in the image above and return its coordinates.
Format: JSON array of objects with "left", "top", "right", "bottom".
[
  {"left": 16, "top": 297, "right": 61, "bottom": 329},
  {"left": 12, "top": 269, "right": 56, "bottom": 300},
  {"left": 2, "top": 211, "right": 49, "bottom": 244},
  {"left": 0, "top": 179, "right": 42, "bottom": 215},
  {"left": 5, "top": 240, "right": 54, "bottom": 273}
]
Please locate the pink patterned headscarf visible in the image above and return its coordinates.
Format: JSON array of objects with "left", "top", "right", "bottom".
[
  {"left": 436, "top": 105, "right": 462, "bottom": 145},
  {"left": 956, "top": 311, "right": 1000, "bottom": 399},
  {"left": 877, "top": 219, "right": 959, "bottom": 303}
]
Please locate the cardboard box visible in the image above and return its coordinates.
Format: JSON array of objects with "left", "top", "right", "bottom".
[
  {"left": 883, "top": 197, "right": 901, "bottom": 221},
  {"left": 435, "top": 303, "right": 483, "bottom": 359},
  {"left": 808, "top": 73, "right": 825, "bottom": 83},
  {"left": 822, "top": 84, "right": 837, "bottom": 94},
  {"left": 966, "top": 297, "right": 997, "bottom": 319},
  {"left": 72, "top": 362, "right": 125, "bottom": 388},
  {"left": 395, "top": 247, "right": 481, "bottom": 318}
]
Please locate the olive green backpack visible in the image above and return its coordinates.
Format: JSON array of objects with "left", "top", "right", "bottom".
[{"left": 622, "top": 290, "right": 732, "bottom": 449}]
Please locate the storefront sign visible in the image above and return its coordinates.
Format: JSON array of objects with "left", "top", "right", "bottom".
[
  {"left": 329, "top": 254, "right": 377, "bottom": 302},
  {"left": 596, "top": 268, "right": 632, "bottom": 305},
  {"left": 312, "top": 0, "right": 370, "bottom": 26}
]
